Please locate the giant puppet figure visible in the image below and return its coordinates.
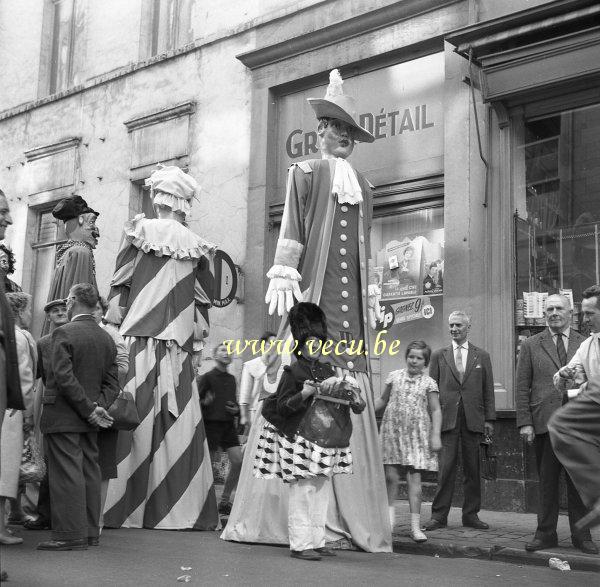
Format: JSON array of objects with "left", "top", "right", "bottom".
[
  {"left": 103, "top": 165, "right": 219, "bottom": 530},
  {"left": 222, "top": 70, "right": 391, "bottom": 552},
  {"left": 44, "top": 196, "right": 99, "bottom": 334}
]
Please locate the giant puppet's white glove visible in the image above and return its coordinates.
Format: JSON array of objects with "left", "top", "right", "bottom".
[{"left": 265, "top": 277, "right": 303, "bottom": 316}]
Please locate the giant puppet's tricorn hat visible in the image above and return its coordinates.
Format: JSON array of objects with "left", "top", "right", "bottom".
[
  {"left": 288, "top": 302, "right": 328, "bottom": 355},
  {"left": 307, "top": 69, "right": 375, "bottom": 144},
  {"left": 52, "top": 195, "right": 99, "bottom": 222}
]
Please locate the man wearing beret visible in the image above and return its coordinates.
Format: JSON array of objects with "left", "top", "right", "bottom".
[{"left": 43, "top": 196, "right": 99, "bottom": 335}]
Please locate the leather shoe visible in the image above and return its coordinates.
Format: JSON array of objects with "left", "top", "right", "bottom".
[
  {"left": 37, "top": 538, "right": 88, "bottom": 551},
  {"left": 290, "top": 549, "right": 322, "bottom": 561},
  {"left": 314, "top": 547, "right": 336, "bottom": 556},
  {"left": 423, "top": 519, "right": 446, "bottom": 531},
  {"left": 24, "top": 518, "right": 51, "bottom": 530},
  {"left": 0, "top": 534, "right": 23, "bottom": 545},
  {"left": 525, "top": 537, "right": 558, "bottom": 552},
  {"left": 573, "top": 539, "right": 599, "bottom": 555},
  {"left": 87, "top": 537, "right": 99, "bottom": 546},
  {"left": 462, "top": 517, "right": 489, "bottom": 530}
]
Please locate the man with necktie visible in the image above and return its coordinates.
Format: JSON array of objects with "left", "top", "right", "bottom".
[
  {"left": 424, "top": 310, "right": 495, "bottom": 530},
  {"left": 516, "top": 294, "right": 596, "bottom": 554},
  {"left": 550, "top": 285, "right": 600, "bottom": 534}
]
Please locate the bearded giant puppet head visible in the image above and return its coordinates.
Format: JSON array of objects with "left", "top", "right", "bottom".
[{"left": 52, "top": 195, "right": 100, "bottom": 248}]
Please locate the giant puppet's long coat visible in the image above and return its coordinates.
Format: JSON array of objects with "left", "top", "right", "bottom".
[
  {"left": 222, "top": 158, "right": 392, "bottom": 552},
  {"left": 103, "top": 215, "right": 219, "bottom": 530}
]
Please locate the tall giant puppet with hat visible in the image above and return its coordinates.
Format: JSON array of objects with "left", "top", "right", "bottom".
[
  {"left": 44, "top": 196, "right": 99, "bottom": 334},
  {"left": 222, "top": 70, "right": 391, "bottom": 552},
  {"left": 103, "top": 165, "right": 219, "bottom": 530}
]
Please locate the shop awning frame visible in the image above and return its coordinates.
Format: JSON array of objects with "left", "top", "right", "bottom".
[{"left": 445, "top": 0, "right": 600, "bottom": 104}]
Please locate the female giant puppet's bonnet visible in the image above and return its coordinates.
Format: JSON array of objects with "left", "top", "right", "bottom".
[{"left": 145, "top": 164, "right": 198, "bottom": 218}]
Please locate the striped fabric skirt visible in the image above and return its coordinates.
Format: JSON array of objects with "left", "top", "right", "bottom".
[
  {"left": 253, "top": 422, "right": 352, "bottom": 483},
  {"left": 103, "top": 337, "right": 219, "bottom": 530}
]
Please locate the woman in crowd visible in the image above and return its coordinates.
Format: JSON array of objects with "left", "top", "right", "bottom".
[
  {"left": 376, "top": 340, "right": 442, "bottom": 542},
  {"left": 238, "top": 331, "right": 276, "bottom": 429},
  {"left": 0, "top": 292, "right": 36, "bottom": 544},
  {"left": 0, "top": 245, "right": 22, "bottom": 293},
  {"left": 92, "top": 298, "right": 129, "bottom": 526}
]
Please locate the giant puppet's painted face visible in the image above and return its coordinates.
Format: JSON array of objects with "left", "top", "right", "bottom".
[
  {"left": 65, "top": 212, "right": 100, "bottom": 248},
  {"left": 318, "top": 119, "right": 356, "bottom": 160}
]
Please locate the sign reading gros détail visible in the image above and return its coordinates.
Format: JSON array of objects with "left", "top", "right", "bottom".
[{"left": 276, "top": 52, "right": 445, "bottom": 189}]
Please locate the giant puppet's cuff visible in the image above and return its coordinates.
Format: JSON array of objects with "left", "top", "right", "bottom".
[
  {"left": 272, "top": 238, "right": 303, "bottom": 270},
  {"left": 266, "top": 265, "right": 301, "bottom": 281}
]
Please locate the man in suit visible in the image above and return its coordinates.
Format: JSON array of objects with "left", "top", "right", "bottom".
[
  {"left": 550, "top": 285, "right": 600, "bottom": 534},
  {"left": 37, "top": 283, "right": 118, "bottom": 551},
  {"left": 516, "top": 294, "right": 596, "bottom": 553},
  {"left": 424, "top": 310, "right": 495, "bottom": 530}
]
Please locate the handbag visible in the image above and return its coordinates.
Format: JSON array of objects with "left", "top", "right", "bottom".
[
  {"left": 480, "top": 434, "right": 498, "bottom": 481},
  {"left": 296, "top": 379, "right": 360, "bottom": 449},
  {"left": 20, "top": 431, "right": 46, "bottom": 484},
  {"left": 107, "top": 391, "right": 140, "bottom": 431}
]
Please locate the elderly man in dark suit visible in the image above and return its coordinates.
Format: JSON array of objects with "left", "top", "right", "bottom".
[
  {"left": 37, "top": 283, "right": 118, "bottom": 551},
  {"left": 424, "top": 310, "right": 495, "bottom": 530},
  {"left": 23, "top": 299, "right": 69, "bottom": 532},
  {"left": 516, "top": 294, "right": 596, "bottom": 554}
]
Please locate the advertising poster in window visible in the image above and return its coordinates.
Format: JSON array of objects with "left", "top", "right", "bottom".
[{"left": 369, "top": 217, "right": 445, "bottom": 389}]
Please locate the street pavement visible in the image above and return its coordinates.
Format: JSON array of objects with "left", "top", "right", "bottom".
[
  {"left": 1, "top": 525, "right": 598, "bottom": 586},
  {"left": 391, "top": 501, "right": 600, "bottom": 572}
]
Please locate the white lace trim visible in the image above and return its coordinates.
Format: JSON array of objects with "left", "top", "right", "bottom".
[
  {"left": 124, "top": 214, "right": 216, "bottom": 260},
  {"left": 266, "top": 265, "right": 301, "bottom": 281},
  {"left": 332, "top": 158, "right": 363, "bottom": 205},
  {"left": 152, "top": 193, "right": 192, "bottom": 217}
]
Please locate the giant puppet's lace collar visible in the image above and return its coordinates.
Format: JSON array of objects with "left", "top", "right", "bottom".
[
  {"left": 124, "top": 214, "right": 217, "bottom": 260},
  {"left": 332, "top": 158, "right": 363, "bottom": 205}
]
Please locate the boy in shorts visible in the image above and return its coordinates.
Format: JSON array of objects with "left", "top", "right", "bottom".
[{"left": 198, "top": 343, "right": 242, "bottom": 515}]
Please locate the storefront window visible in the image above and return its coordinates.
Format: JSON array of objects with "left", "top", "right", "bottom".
[
  {"left": 369, "top": 203, "right": 444, "bottom": 396},
  {"left": 515, "top": 102, "right": 600, "bottom": 336}
]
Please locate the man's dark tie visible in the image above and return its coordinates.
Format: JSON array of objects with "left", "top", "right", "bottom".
[
  {"left": 455, "top": 346, "right": 464, "bottom": 383},
  {"left": 556, "top": 332, "right": 567, "bottom": 367}
]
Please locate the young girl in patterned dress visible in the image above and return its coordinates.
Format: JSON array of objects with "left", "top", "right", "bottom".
[
  {"left": 376, "top": 340, "right": 442, "bottom": 542},
  {"left": 255, "top": 303, "right": 365, "bottom": 561}
]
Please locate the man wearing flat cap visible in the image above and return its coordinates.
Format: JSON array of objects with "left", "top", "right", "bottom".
[
  {"left": 103, "top": 165, "right": 218, "bottom": 531},
  {"left": 223, "top": 70, "right": 391, "bottom": 553},
  {"left": 22, "top": 298, "right": 70, "bottom": 531},
  {"left": 43, "top": 196, "right": 99, "bottom": 335}
]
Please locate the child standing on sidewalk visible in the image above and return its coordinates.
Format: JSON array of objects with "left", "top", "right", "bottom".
[
  {"left": 255, "top": 302, "right": 366, "bottom": 561},
  {"left": 198, "top": 343, "right": 243, "bottom": 516},
  {"left": 376, "top": 340, "right": 442, "bottom": 542}
]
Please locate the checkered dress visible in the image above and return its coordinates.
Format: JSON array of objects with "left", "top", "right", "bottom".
[{"left": 253, "top": 421, "right": 353, "bottom": 483}]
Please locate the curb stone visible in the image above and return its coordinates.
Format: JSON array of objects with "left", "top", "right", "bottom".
[{"left": 392, "top": 535, "right": 600, "bottom": 573}]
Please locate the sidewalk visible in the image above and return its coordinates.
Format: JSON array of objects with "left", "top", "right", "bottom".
[{"left": 391, "top": 501, "right": 600, "bottom": 572}]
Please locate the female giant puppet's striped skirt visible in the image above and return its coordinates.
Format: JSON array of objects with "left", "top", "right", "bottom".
[{"left": 103, "top": 337, "right": 219, "bottom": 530}]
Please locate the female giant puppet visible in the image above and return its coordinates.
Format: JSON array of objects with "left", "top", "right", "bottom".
[
  {"left": 223, "top": 71, "right": 391, "bottom": 552},
  {"left": 103, "top": 166, "right": 219, "bottom": 530}
]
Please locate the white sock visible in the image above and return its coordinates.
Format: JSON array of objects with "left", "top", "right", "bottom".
[
  {"left": 411, "top": 513, "right": 427, "bottom": 541},
  {"left": 388, "top": 506, "right": 396, "bottom": 528}
]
